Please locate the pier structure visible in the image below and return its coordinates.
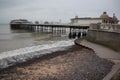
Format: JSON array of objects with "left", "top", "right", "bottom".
[{"left": 10, "top": 23, "right": 89, "bottom": 39}]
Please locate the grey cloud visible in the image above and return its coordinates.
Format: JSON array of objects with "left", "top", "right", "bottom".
[
  {"left": 0, "top": 0, "right": 24, "bottom": 8},
  {"left": 0, "top": 0, "right": 120, "bottom": 23}
]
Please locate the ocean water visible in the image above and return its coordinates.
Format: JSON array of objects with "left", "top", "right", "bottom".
[
  {"left": 0, "top": 24, "right": 74, "bottom": 68},
  {"left": 0, "top": 24, "right": 70, "bottom": 53}
]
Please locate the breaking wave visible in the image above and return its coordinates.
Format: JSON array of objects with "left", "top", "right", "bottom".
[{"left": 0, "top": 40, "right": 74, "bottom": 69}]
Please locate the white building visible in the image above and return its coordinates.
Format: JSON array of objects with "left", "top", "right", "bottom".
[{"left": 70, "top": 12, "right": 119, "bottom": 26}]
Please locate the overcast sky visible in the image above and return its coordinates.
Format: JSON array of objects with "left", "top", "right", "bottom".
[{"left": 0, "top": 0, "right": 120, "bottom": 24}]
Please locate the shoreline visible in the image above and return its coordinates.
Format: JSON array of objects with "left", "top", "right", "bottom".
[
  {"left": 0, "top": 45, "right": 77, "bottom": 71},
  {"left": 0, "top": 42, "right": 114, "bottom": 80},
  {"left": 0, "top": 40, "right": 74, "bottom": 69}
]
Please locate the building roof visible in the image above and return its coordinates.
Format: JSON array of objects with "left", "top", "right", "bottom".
[
  {"left": 71, "top": 17, "right": 102, "bottom": 20},
  {"left": 100, "top": 12, "right": 109, "bottom": 19},
  {"left": 10, "top": 19, "right": 32, "bottom": 24}
]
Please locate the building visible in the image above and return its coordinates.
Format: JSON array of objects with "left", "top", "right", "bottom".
[
  {"left": 70, "top": 12, "right": 119, "bottom": 26},
  {"left": 10, "top": 19, "right": 32, "bottom": 29},
  {"left": 10, "top": 19, "right": 32, "bottom": 24}
]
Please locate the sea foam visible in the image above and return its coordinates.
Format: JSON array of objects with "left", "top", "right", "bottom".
[{"left": 0, "top": 40, "right": 74, "bottom": 69}]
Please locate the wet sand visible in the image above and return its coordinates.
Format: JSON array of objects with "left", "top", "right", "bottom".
[{"left": 0, "top": 45, "right": 113, "bottom": 80}]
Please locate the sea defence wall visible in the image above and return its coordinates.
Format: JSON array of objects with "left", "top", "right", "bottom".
[{"left": 86, "top": 24, "right": 120, "bottom": 51}]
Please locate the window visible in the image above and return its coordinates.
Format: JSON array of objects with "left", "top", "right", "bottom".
[{"left": 102, "top": 20, "right": 106, "bottom": 23}]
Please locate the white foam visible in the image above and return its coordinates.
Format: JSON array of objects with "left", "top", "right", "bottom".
[{"left": 0, "top": 40, "right": 74, "bottom": 68}]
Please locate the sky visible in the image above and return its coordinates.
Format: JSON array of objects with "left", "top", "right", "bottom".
[{"left": 0, "top": 0, "right": 120, "bottom": 24}]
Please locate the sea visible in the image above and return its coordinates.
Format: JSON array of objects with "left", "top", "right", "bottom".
[{"left": 0, "top": 24, "right": 74, "bottom": 68}]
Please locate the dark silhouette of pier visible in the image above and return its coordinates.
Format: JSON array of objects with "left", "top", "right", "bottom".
[{"left": 10, "top": 23, "right": 89, "bottom": 39}]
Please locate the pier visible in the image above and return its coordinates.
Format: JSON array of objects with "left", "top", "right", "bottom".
[{"left": 10, "top": 23, "right": 89, "bottom": 39}]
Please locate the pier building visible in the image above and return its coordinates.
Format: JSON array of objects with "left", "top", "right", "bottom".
[
  {"left": 10, "top": 19, "right": 32, "bottom": 24},
  {"left": 71, "top": 12, "right": 119, "bottom": 26}
]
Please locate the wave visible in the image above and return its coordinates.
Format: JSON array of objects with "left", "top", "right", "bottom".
[{"left": 0, "top": 40, "right": 74, "bottom": 69}]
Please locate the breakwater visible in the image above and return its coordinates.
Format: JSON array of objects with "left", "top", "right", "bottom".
[
  {"left": 86, "top": 23, "right": 120, "bottom": 51},
  {"left": 86, "top": 30, "right": 120, "bottom": 51}
]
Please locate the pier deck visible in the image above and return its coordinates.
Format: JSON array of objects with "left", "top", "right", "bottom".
[{"left": 10, "top": 23, "right": 89, "bottom": 39}]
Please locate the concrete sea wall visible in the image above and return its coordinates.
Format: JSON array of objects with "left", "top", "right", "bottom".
[{"left": 86, "top": 30, "right": 120, "bottom": 51}]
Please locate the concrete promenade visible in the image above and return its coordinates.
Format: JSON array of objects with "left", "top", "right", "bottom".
[
  {"left": 80, "top": 40, "right": 120, "bottom": 63},
  {"left": 79, "top": 40, "right": 120, "bottom": 80}
]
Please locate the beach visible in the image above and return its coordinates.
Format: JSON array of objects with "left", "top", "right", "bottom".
[
  {"left": 0, "top": 44, "right": 113, "bottom": 80},
  {"left": 0, "top": 0, "right": 120, "bottom": 79},
  {"left": 0, "top": 24, "right": 116, "bottom": 80}
]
